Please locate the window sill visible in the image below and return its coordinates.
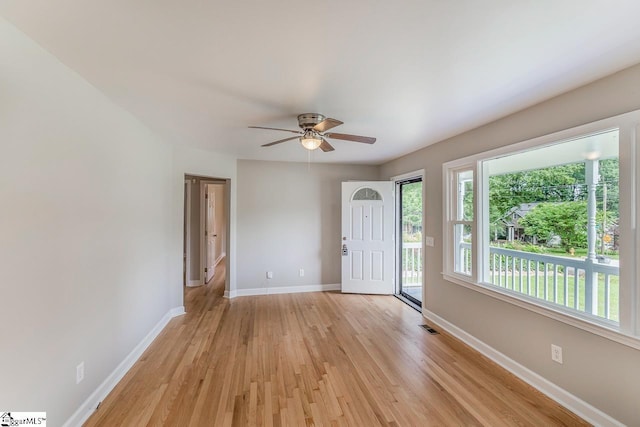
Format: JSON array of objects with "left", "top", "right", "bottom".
[{"left": 442, "top": 272, "right": 640, "bottom": 351}]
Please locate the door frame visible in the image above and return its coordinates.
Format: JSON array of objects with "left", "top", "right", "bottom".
[
  {"left": 392, "top": 169, "right": 425, "bottom": 308},
  {"left": 184, "top": 178, "right": 192, "bottom": 286}
]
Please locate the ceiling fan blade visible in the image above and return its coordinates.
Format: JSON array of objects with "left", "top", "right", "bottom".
[
  {"left": 313, "top": 118, "right": 343, "bottom": 133},
  {"left": 319, "top": 138, "right": 335, "bottom": 152},
  {"left": 324, "top": 132, "right": 376, "bottom": 144},
  {"left": 261, "top": 136, "right": 300, "bottom": 147},
  {"left": 249, "top": 126, "right": 302, "bottom": 135}
]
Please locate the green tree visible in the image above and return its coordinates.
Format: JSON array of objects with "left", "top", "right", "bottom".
[
  {"left": 489, "top": 159, "right": 620, "bottom": 243},
  {"left": 401, "top": 182, "right": 422, "bottom": 237},
  {"left": 489, "top": 163, "right": 586, "bottom": 226},
  {"left": 519, "top": 202, "right": 588, "bottom": 249}
]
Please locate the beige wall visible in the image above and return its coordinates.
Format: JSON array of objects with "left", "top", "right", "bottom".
[
  {"left": 380, "top": 64, "right": 640, "bottom": 425},
  {"left": 237, "top": 160, "right": 379, "bottom": 290},
  {"left": 0, "top": 18, "right": 238, "bottom": 424},
  {"left": 0, "top": 18, "right": 175, "bottom": 425}
]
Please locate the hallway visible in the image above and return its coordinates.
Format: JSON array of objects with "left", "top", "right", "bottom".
[{"left": 84, "top": 261, "right": 585, "bottom": 426}]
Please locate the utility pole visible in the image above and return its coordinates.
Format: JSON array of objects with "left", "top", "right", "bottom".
[
  {"left": 585, "top": 159, "right": 599, "bottom": 315},
  {"left": 601, "top": 182, "right": 607, "bottom": 255}
]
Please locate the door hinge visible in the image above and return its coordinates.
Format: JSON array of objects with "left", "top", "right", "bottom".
[
  {"left": 205, "top": 267, "right": 208, "bottom": 273},
  {"left": 205, "top": 193, "right": 208, "bottom": 199}
]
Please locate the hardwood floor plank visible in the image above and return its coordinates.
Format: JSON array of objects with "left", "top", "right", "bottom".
[{"left": 84, "top": 260, "right": 588, "bottom": 426}]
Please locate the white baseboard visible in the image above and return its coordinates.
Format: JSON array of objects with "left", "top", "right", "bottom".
[
  {"left": 228, "top": 283, "right": 340, "bottom": 298},
  {"left": 170, "top": 306, "right": 186, "bottom": 317},
  {"left": 422, "top": 309, "right": 623, "bottom": 427},
  {"left": 186, "top": 279, "right": 202, "bottom": 287},
  {"left": 62, "top": 306, "right": 185, "bottom": 427}
]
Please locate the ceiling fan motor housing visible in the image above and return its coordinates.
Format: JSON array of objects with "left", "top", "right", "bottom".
[{"left": 297, "top": 113, "right": 326, "bottom": 130}]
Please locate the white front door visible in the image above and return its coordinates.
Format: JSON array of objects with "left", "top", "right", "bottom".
[{"left": 341, "top": 181, "right": 394, "bottom": 294}]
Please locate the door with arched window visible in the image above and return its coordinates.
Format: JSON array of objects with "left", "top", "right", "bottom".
[{"left": 341, "top": 181, "right": 394, "bottom": 294}]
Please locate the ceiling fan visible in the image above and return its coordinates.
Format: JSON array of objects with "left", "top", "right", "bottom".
[{"left": 249, "top": 113, "right": 376, "bottom": 152}]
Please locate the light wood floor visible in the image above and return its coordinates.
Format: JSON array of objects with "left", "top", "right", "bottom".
[{"left": 85, "top": 262, "right": 588, "bottom": 426}]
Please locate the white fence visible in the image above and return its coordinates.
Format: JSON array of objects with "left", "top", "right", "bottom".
[
  {"left": 402, "top": 242, "right": 422, "bottom": 286},
  {"left": 458, "top": 243, "right": 619, "bottom": 322}
]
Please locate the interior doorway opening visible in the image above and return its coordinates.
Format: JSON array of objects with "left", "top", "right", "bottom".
[
  {"left": 396, "top": 176, "right": 423, "bottom": 307},
  {"left": 183, "top": 175, "right": 229, "bottom": 289}
]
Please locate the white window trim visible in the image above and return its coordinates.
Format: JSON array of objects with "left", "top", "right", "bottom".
[
  {"left": 391, "top": 169, "right": 425, "bottom": 183},
  {"left": 443, "top": 110, "right": 640, "bottom": 350},
  {"left": 443, "top": 164, "right": 476, "bottom": 280}
]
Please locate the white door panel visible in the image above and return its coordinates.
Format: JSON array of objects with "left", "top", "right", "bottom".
[
  {"left": 205, "top": 185, "right": 216, "bottom": 283},
  {"left": 341, "top": 181, "right": 394, "bottom": 294}
]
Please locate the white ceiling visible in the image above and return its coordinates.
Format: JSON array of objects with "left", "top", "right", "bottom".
[{"left": 3, "top": 0, "right": 640, "bottom": 164}]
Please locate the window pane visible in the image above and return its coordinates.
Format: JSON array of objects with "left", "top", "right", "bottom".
[
  {"left": 353, "top": 188, "right": 382, "bottom": 201},
  {"left": 400, "top": 180, "right": 423, "bottom": 304},
  {"left": 484, "top": 130, "right": 619, "bottom": 322},
  {"left": 456, "top": 171, "right": 473, "bottom": 221},
  {"left": 454, "top": 223, "right": 472, "bottom": 275}
]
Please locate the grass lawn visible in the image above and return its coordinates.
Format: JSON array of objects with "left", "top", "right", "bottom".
[
  {"left": 543, "top": 247, "right": 620, "bottom": 260},
  {"left": 494, "top": 242, "right": 620, "bottom": 260}
]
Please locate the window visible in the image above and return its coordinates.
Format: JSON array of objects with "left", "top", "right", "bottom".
[
  {"left": 353, "top": 187, "right": 382, "bottom": 201},
  {"left": 444, "top": 111, "right": 638, "bottom": 344},
  {"left": 445, "top": 169, "right": 474, "bottom": 276}
]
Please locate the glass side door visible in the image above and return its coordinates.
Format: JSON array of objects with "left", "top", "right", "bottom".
[{"left": 398, "top": 178, "right": 423, "bottom": 305}]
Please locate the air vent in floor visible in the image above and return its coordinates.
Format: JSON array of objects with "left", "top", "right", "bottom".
[{"left": 420, "top": 324, "right": 439, "bottom": 334}]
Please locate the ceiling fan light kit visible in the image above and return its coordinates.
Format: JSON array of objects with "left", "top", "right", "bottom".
[
  {"left": 300, "top": 131, "right": 323, "bottom": 150},
  {"left": 249, "top": 113, "right": 376, "bottom": 153}
]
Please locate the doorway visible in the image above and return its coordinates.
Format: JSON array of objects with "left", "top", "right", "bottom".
[
  {"left": 397, "top": 177, "right": 423, "bottom": 307},
  {"left": 183, "top": 175, "right": 228, "bottom": 288}
]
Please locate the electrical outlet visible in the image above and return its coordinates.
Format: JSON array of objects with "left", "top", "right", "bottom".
[
  {"left": 299, "top": 268, "right": 304, "bottom": 277},
  {"left": 76, "top": 361, "right": 85, "bottom": 384},
  {"left": 266, "top": 271, "right": 273, "bottom": 279},
  {"left": 425, "top": 236, "right": 435, "bottom": 247},
  {"left": 551, "top": 344, "right": 563, "bottom": 364}
]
